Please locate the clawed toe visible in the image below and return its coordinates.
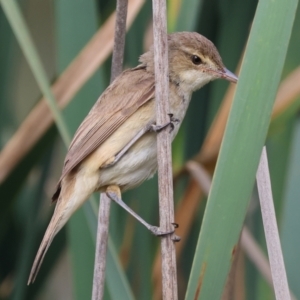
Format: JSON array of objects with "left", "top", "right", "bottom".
[
  {"left": 168, "top": 113, "right": 180, "bottom": 125},
  {"left": 167, "top": 114, "right": 180, "bottom": 132},
  {"left": 171, "top": 222, "right": 179, "bottom": 228},
  {"left": 172, "top": 234, "right": 181, "bottom": 242}
]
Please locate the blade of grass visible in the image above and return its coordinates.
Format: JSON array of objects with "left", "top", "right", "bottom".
[{"left": 185, "top": 0, "right": 299, "bottom": 298}]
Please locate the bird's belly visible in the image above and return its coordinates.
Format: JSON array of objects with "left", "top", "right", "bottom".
[{"left": 97, "top": 132, "right": 158, "bottom": 191}]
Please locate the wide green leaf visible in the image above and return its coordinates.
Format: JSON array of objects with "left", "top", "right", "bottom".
[{"left": 185, "top": 0, "right": 299, "bottom": 299}]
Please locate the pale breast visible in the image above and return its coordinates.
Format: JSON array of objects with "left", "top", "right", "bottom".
[{"left": 97, "top": 131, "right": 158, "bottom": 190}]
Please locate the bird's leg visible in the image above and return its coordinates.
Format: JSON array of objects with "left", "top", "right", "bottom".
[
  {"left": 102, "top": 124, "right": 151, "bottom": 169},
  {"left": 106, "top": 185, "right": 175, "bottom": 236},
  {"left": 103, "top": 114, "right": 180, "bottom": 169}
]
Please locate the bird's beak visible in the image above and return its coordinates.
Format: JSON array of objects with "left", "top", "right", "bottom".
[{"left": 220, "top": 68, "right": 238, "bottom": 83}]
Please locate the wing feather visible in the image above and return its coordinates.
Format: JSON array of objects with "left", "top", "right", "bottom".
[{"left": 60, "top": 66, "right": 155, "bottom": 180}]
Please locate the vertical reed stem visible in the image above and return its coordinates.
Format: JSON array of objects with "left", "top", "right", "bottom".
[
  {"left": 92, "top": 1, "right": 128, "bottom": 299},
  {"left": 152, "top": 0, "right": 178, "bottom": 298}
]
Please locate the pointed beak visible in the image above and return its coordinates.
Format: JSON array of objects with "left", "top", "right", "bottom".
[{"left": 220, "top": 68, "right": 238, "bottom": 83}]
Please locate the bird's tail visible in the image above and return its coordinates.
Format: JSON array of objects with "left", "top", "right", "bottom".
[
  {"left": 27, "top": 188, "right": 78, "bottom": 285},
  {"left": 28, "top": 172, "right": 98, "bottom": 284},
  {"left": 27, "top": 206, "right": 64, "bottom": 285}
]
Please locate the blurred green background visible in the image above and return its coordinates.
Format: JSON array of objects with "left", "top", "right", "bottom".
[{"left": 0, "top": 0, "right": 299, "bottom": 299}]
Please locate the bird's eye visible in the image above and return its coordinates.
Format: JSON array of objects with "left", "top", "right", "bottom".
[{"left": 192, "top": 55, "right": 202, "bottom": 65}]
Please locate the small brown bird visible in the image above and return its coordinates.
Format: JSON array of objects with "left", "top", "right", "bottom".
[{"left": 28, "top": 32, "right": 237, "bottom": 284}]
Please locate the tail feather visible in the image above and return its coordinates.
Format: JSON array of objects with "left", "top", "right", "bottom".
[
  {"left": 27, "top": 230, "right": 55, "bottom": 285},
  {"left": 28, "top": 213, "right": 62, "bottom": 284},
  {"left": 28, "top": 173, "right": 96, "bottom": 284},
  {"left": 27, "top": 203, "right": 68, "bottom": 285}
]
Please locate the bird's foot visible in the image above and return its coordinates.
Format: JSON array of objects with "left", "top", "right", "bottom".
[
  {"left": 150, "top": 114, "right": 180, "bottom": 133},
  {"left": 148, "top": 223, "right": 181, "bottom": 242}
]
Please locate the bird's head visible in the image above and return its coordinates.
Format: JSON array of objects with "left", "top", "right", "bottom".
[{"left": 140, "top": 32, "right": 238, "bottom": 92}]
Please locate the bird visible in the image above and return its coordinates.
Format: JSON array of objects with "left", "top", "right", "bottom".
[{"left": 28, "top": 31, "right": 238, "bottom": 284}]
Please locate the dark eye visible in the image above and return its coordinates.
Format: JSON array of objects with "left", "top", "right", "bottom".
[{"left": 192, "top": 55, "right": 202, "bottom": 65}]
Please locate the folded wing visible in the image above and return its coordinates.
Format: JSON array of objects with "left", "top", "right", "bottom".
[{"left": 53, "top": 66, "right": 155, "bottom": 200}]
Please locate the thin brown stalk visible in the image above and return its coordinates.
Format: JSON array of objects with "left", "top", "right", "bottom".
[
  {"left": 92, "top": 1, "right": 129, "bottom": 299},
  {"left": 152, "top": 178, "right": 202, "bottom": 299},
  {"left": 256, "top": 147, "right": 291, "bottom": 300},
  {"left": 111, "top": 0, "right": 128, "bottom": 81},
  {"left": 152, "top": 163, "right": 211, "bottom": 298},
  {"left": 92, "top": 194, "right": 111, "bottom": 300},
  {"left": 152, "top": 0, "right": 178, "bottom": 299},
  {"left": 0, "top": 0, "right": 144, "bottom": 184}
]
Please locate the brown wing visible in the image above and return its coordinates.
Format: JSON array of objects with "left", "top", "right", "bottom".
[{"left": 60, "top": 66, "right": 155, "bottom": 181}]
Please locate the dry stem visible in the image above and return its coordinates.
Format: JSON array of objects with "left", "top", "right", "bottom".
[
  {"left": 92, "top": 1, "right": 128, "bottom": 299},
  {"left": 152, "top": 0, "right": 178, "bottom": 299},
  {"left": 92, "top": 194, "right": 112, "bottom": 300}
]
